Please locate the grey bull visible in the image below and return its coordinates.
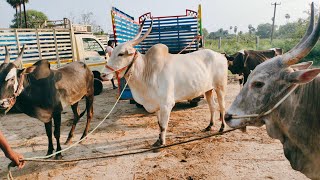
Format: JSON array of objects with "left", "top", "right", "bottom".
[{"left": 225, "top": 3, "right": 320, "bottom": 179}]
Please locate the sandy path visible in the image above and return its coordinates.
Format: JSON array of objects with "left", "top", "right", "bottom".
[{"left": 0, "top": 81, "right": 308, "bottom": 179}]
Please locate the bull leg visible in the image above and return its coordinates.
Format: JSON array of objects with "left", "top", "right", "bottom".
[
  {"left": 239, "top": 78, "right": 243, "bottom": 89},
  {"left": 65, "top": 102, "right": 80, "bottom": 145},
  {"left": 152, "top": 103, "right": 174, "bottom": 147},
  {"left": 216, "top": 88, "right": 226, "bottom": 132},
  {"left": 204, "top": 90, "right": 216, "bottom": 131},
  {"left": 44, "top": 121, "right": 54, "bottom": 156},
  {"left": 53, "top": 112, "right": 63, "bottom": 160},
  {"left": 80, "top": 95, "right": 94, "bottom": 140}
]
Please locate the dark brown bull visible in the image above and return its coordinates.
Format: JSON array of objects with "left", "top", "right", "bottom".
[
  {"left": 226, "top": 48, "right": 282, "bottom": 85},
  {"left": 0, "top": 46, "right": 94, "bottom": 159}
]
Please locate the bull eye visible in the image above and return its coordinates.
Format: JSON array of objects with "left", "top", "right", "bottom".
[
  {"left": 118, "top": 53, "right": 124, "bottom": 57},
  {"left": 252, "top": 81, "right": 265, "bottom": 88}
]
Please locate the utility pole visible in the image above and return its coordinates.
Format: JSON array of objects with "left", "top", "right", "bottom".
[{"left": 270, "top": 2, "right": 281, "bottom": 44}]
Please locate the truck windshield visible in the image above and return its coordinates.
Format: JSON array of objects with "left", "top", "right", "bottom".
[{"left": 83, "top": 38, "right": 105, "bottom": 56}]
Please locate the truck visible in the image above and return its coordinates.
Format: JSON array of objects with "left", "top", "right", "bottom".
[
  {"left": 111, "top": 5, "right": 204, "bottom": 106},
  {"left": 0, "top": 18, "right": 108, "bottom": 95}
]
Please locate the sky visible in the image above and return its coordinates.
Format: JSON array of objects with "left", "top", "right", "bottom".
[{"left": 0, "top": 0, "right": 316, "bottom": 34}]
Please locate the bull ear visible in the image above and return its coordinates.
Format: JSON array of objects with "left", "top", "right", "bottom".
[
  {"left": 25, "top": 66, "right": 36, "bottom": 74},
  {"left": 125, "top": 46, "right": 135, "bottom": 55},
  {"left": 286, "top": 68, "right": 320, "bottom": 84},
  {"left": 290, "top": 61, "right": 313, "bottom": 70}
]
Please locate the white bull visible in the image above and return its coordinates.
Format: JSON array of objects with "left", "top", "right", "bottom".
[{"left": 102, "top": 21, "right": 228, "bottom": 146}]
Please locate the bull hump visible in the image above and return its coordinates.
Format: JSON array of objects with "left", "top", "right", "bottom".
[
  {"left": 238, "top": 50, "right": 245, "bottom": 54},
  {"left": 33, "top": 61, "right": 51, "bottom": 79}
]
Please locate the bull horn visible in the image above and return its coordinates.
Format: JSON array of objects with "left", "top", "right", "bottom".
[
  {"left": 282, "top": 2, "right": 320, "bottom": 65},
  {"left": 131, "top": 19, "right": 153, "bottom": 46},
  {"left": 4, "top": 46, "right": 10, "bottom": 63},
  {"left": 132, "top": 19, "right": 146, "bottom": 41},
  {"left": 13, "top": 45, "right": 25, "bottom": 67},
  {"left": 294, "top": 2, "right": 315, "bottom": 49}
]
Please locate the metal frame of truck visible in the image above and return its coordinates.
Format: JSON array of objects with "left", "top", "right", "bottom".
[
  {"left": 0, "top": 19, "right": 109, "bottom": 95},
  {"left": 0, "top": 19, "right": 107, "bottom": 70},
  {"left": 111, "top": 5, "right": 203, "bottom": 105}
]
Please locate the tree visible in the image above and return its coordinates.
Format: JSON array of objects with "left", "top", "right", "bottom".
[
  {"left": 248, "top": 24, "right": 255, "bottom": 35},
  {"left": 202, "top": 28, "right": 209, "bottom": 39},
  {"left": 256, "top": 23, "right": 273, "bottom": 38},
  {"left": 285, "top": 13, "right": 290, "bottom": 23},
  {"left": 22, "top": 0, "right": 29, "bottom": 28},
  {"left": 11, "top": 10, "right": 48, "bottom": 28},
  {"left": 78, "top": 12, "right": 103, "bottom": 33},
  {"left": 234, "top": 26, "right": 238, "bottom": 34},
  {"left": 276, "top": 22, "right": 299, "bottom": 38},
  {"left": 6, "top": 0, "right": 21, "bottom": 27}
]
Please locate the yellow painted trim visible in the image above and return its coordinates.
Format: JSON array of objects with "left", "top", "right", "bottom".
[
  {"left": 22, "top": 60, "right": 105, "bottom": 68},
  {"left": 87, "top": 62, "right": 106, "bottom": 67}
]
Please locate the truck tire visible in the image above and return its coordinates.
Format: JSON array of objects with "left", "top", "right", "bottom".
[
  {"left": 92, "top": 70, "right": 102, "bottom": 81},
  {"left": 129, "top": 99, "right": 144, "bottom": 109},
  {"left": 136, "top": 103, "right": 144, "bottom": 108},
  {"left": 189, "top": 97, "right": 201, "bottom": 107},
  {"left": 94, "top": 78, "right": 103, "bottom": 96}
]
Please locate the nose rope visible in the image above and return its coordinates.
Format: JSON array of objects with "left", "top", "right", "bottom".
[
  {"left": 105, "top": 51, "right": 139, "bottom": 95},
  {"left": 231, "top": 84, "right": 299, "bottom": 120}
]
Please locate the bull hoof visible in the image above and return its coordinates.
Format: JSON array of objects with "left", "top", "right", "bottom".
[
  {"left": 203, "top": 125, "right": 213, "bottom": 132},
  {"left": 55, "top": 154, "right": 63, "bottom": 160},
  {"left": 152, "top": 139, "right": 163, "bottom": 148},
  {"left": 46, "top": 150, "right": 54, "bottom": 158},
  {"left": 218, "top": 126, "right": 224, "bottom": 132}
]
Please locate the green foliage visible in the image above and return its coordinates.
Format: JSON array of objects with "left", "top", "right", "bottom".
[
  {"left": 205, "top": 37, "right": 320, "bottom": 65},
  {"left": 202, "top": 28, "right": 209, "bottom": 39},
  {"left": 11, "top": 10, "right": 48, "bottom": 28},
  {"left": 256, "top": 23, "right": 273, "bottom": 38},
  {"left": 207, "top": 28, "right": 232, "bottom": 39}
]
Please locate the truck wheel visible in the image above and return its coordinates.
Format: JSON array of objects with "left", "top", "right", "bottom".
[
  {"left": 92, "top": 70, "right": 102, "bottom": 81},
  {"left": 130, "top": 99, "right": 136, "bottom": 104},
  {"left": 136, "top": 103, "right": 144, "bottom": 108},
  {"left": 94, "top": 78, "right": 103, "bottom": 96},
  {"left": 189, "top": 97, "right": 201, "bottom": 107},
  {"left": 189, "top": 101, "right": 199, "bottom": 107}
]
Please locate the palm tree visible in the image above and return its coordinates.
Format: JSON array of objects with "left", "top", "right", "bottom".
[
  {"left": 22, "top": 0, "right": 29, "bottom": 28},
  {"left": 285, "top": 13, "right": 290, "bottom": 23},
  {"left": 6, "top": 0, "right": 21, "bottom": 27}
]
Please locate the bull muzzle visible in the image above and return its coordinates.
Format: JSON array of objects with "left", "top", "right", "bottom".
[{"left": 0, "top": 98, "right": 16, "bottom": 112}]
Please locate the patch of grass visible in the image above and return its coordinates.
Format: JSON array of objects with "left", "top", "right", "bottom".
[{"left": 205, "top": 38, "right": 320, "bottom": 65}]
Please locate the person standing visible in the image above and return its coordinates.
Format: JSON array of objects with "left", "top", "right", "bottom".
[
  {"left": 0, "top": 131, "right": 25, "bottom": 169},
  {"left": 105, "top": 40, "right": 117, "bottom": 89}
]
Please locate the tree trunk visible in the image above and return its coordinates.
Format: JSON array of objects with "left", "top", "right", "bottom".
[
  {"left": 19, "top": 4, "right": 22, "bottom": 28},
  {"left": 15, "top": 5, "right": 19, "bottom": 28},
  {"left": 23, "top": 0, "right": 27, "bottom": 28}
]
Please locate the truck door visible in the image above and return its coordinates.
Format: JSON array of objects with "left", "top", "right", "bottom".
[{"left": 82, "top": 38, "right": 106, "bottom": 70}]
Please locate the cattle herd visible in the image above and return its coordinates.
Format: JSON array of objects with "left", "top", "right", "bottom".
[{"left": 0, "top": 2, "right": 319, "bottom": 179}]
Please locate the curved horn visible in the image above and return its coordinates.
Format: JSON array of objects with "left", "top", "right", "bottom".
[
  {"left": 13, "top": 45, "right": 25, "bottom": 67},
  {"left": 132, "top": 19, "right": 146, "bottom": 41},
  {"left": 131, "top": 19, "right": 153, "bottom": 46},
  {"left": 4, "top": 46, "right": 10, "bottom": 63},
  {"left": 283, "top": 3, "right": 320, "bottom": 65},
  {"left": 292, "top": 2, "right": 315, "bottom": 50}
]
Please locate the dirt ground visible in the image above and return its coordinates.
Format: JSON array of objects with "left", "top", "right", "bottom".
[{"left": 0, "top": 80, "right": 308, "bottom": 180}]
